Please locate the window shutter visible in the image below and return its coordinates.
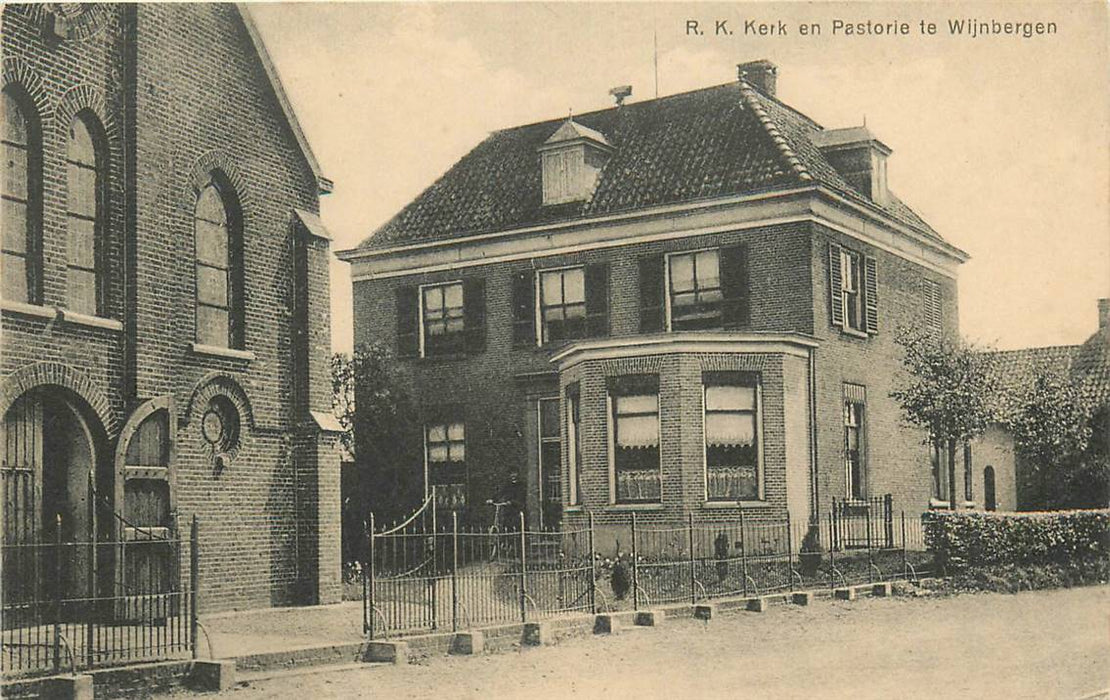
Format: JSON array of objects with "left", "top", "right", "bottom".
[
  {"left": 828, "top": 242, "right": 844, "bottom": 328},
  {"left": 720, "top": 244, "right": 750, "bottom": 329},
  {"left": 863, "top": 255, "right": 878, "bottom": 335},
  {"left": 463, "top": 277, "right": 486, "bottom": 354},
  {"left": 585, "top": 262, "right": 609, "bottom": 338},
  {"left": 511, "top": 269, "right": 536, "bottom": 348},
  {"left": 396, "top": 285, "right": 419, "bottom": 357},
  {"left": 638, "top": 254, "right": 664, "bottom": 333},
  {"left": 923, "top": 279, "right": 942, "bottom": 335}
]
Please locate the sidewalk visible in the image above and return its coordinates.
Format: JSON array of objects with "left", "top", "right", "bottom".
[{"left": 199, "top": 600, "right": 366, "bottom": 659}]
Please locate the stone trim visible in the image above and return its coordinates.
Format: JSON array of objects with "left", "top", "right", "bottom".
[
  {"left": 181, "top": 372, "right": 256, "bottom": 431},
  {"left": 189, "top": 150, "right": 254, "bottom": 219},
  {"left": 0, "top": 362, "right": 115, "bottom": 435},
  {"left": 2, "top": 56, "right": 50, "bottom": 120}
]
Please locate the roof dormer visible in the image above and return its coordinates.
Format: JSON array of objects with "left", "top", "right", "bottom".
[
  {"left": 812, "top": 126, "right": 892, "bottom": 206},
  {"left": 538, "top": 119, "right": 614, "bottom": 206}
]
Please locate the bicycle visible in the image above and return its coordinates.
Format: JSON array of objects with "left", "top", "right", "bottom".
[{"left": 486, "top": 498, "right": 513, "bottom": 563}]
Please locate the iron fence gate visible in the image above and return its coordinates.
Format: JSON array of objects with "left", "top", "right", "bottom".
[{"left": 1, "top": 470, "right": 199, "bottom": 679}]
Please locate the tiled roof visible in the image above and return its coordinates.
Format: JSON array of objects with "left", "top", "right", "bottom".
[
  {"left": 987, "top": 330, "right": 1110, "bottom": 414},
  {"left": 357, "top": 80, "right": 941, "bottom": 250}
]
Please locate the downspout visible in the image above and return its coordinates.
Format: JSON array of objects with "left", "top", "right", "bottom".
[{"left": 808, "top": 345, "right": 820, "bottom": 523}]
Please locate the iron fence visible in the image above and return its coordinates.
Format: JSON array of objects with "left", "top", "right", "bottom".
[
  {"left": 363, "top": 505, "right": 934, "bottom": 639},
  {"left": 1, "top": 511, "right": 199, "bottom": 678}
]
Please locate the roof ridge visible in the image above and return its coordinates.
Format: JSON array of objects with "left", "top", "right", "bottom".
[{"left": 737, "top": 81, "right": 812, "bottom": 182}]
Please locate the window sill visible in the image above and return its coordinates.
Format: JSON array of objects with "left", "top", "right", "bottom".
[
  {"left": 838, "top": 326, "right": 870, "bottom": 340},
  {"left": 564, "top": 505, "right": 585, "bottom": 513},
  {"left": 417, "top": 353, "right": 469, "bottom": 363},
  {"left": 1, "top": 300, "right": 58, "bottom": 321},
  {"left": 606, "top": 502, "right": 664, "bottom": 511},
  {"left": 701, "top": 499, "right": 770, "bottom": 509},
  {"left": 59, "top": 309, "right": 123, "bottom": 332},
  {"left": 190, "top": 343, "right": 255, "bottom": 362}
]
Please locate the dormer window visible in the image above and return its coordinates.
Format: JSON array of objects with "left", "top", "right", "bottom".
[{"left": 538, "top": 119, "right": 613, "bottom": 206}]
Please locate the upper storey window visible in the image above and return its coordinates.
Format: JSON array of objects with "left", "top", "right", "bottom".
[
  {"left": 2, "top": 88, "right": 40, "bottom": 304},
  {"left": 396, "top": 278, "right": 486, "bottom": 358},
  {"left": 66, "top": 112, "right": 108, "bottom": 316},
  {"left": 511, "top": 264, "right": 608, "bottom": 348},
  {"left": 638, "top": 246, "right": 749, "bottom": 333},
  {"left": 668, "top": 249, "right": 723, "bottom": 330},
  {"left": 828, "top": 242, "right": 878, "bottom": 336},
  {"left": 194, "top": 179, "right": 244, "bottom": 349},
  {"left": 422, "top": 281, "right": 464, "bottom": 356}
]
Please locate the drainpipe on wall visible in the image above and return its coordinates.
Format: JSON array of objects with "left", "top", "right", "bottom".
[{"left": 808, "top": 346, "right": 820, "bottom": 522}]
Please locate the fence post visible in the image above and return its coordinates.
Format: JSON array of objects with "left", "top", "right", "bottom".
[
  {"left": 831, "top": 497, "right": 838, "bottom": 552},
  {"left": 430, "top": 496, "right": 438, "bottom": 631},
  {"left": 687, "top": 513, "right": 696, "bottom": 605},
  {"left": 866, "top": 502, "right": 874, "bottom": 583},
  {"left": 519, "top": 511, "right": 527, "bottom": 624},
  {"left": 86, "top": 471, "right": 96, "bottom": 669},
  {"left": 53, "top": 514, "right": 62, "bottom": 673},
  {"left": 367, "top": 512, "right": 376, "bottom": 639},
  {"left": 884, "top": 494, "right": 894, "bottom": 548},
  {"left": 190, "top": 516, "right": 199, "bottom": 660},
  {"left": 630, "top": 512, "right": 638, "bottom": 611},
  {"left": 785, "top": 511, "right": 794, "bottom": 592},
  {"left": 451, "top": 512, "right": 459, "bottom": 632},
  {"left": 901, "top": 511, "right": 908, "bottom": 579},
  {"left": 739, "top": 506, "right": 749, "bottom": 598},
  {"left": 587, "top": 512, "right": 596, "bottom": 614},
  {"left": 827, "top": 510, "right": 836, "bottom": 589}
]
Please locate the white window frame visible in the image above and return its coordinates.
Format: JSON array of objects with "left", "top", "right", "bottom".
[
  {"left": 839, "top": 248, "right": 865, "bottom": 333},
  {"left": 535, "top": 264, "right": 586, "bottom": 346},
  {"left": 608, "top": 390, "right": 662, "bottom": 505},
  {"left": 418, "top": 279, "right": 464, "bottom": 358},
  {"left": 536, "top": 397, "right": 562, "bottom": 528},
  {"left": 664, "top": 247, "right": 722, "bottom": 332},
  {"left": 701, "top": 380, "right": 764, "bottom": 503},
  {"left": 566, "top": 393, "right": 581, "bottom": 506},
  {"left": 423, "top": 418, "right": 466, "bottom": 499}
]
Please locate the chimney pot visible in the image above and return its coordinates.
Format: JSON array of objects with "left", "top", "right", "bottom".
[
  {"left": 1099, "top": 298, "right": 1109, "bottom": 330},
  {"left": 609, "top": 85, "right": 632, "bottom": 107},
  {"left": 737, "top": 60, "right": 777, "bottom": 97}
]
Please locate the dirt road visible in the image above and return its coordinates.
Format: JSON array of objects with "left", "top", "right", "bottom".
[{"left": 168, "top": 586, "right": 1109, "bottom": 700}]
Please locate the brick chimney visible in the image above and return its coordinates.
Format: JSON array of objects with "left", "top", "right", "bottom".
[
  {"left": 1099, "top": 298, "right": 1109, "bottom": 330},
  {"left": 738, "top": 60, "right": 777, "bottom": 97}
]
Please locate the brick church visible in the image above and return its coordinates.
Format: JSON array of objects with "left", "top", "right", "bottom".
[
  {"left": 2, "top": 4, "right": 341, "bottom": 611},
  {"left": 339, "top": 61, "right": 971, "bottom": 531}
]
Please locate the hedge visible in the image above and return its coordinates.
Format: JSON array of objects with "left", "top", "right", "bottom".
[{"left": 923, "top": 510, "right": 1110, "bottom": 572}]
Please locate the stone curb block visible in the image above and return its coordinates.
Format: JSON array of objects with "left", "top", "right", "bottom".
[
  {"left": 366, "top": 641, "right": 409, "bottom": 665},
  {"left": 188, "top": 660, "right": 236, "bottom": 692},
  {"left": 791, "top": 591, "right": 813, "bottom": 606},
  {"left": 833, "top": 587, "right": 857, "bottom": 601},
  {"left": 449, "top": 631, "right": 485, "bottom": 655},
  {"left": 41, "top": 674, "right": 94, "bottom": 700},
  {"left": 522, "top": 622, "right": 553, "bottom": 646},
  {"left": 593, "top": 614, "right": 620, "bottom": 635},
  {"left": 872, "top": 583, "right": 893, "bottom": 597},
  {"left": 634, "top": 610, "right": 664, "bottom": 626},
  {"left": 746, "top": 597, "right": 768, "bottom": 612},
  {"left": 693, "top": 604, "right": 716, "bottom": 620}
]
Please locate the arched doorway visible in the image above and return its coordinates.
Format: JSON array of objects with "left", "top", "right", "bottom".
[
  {"left": 1, "top": 386, "right": 106, "bottom": 614},
  {"left": 984, "top": 466, "right": 997, "bottom": 512}
]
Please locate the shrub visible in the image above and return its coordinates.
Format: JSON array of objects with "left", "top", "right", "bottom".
[
  {"left": 611, "top": 558, "right": 631, "bottom": 600},
  {"left": 923, "top": 509, "right": 1110, "bottom": 573}
]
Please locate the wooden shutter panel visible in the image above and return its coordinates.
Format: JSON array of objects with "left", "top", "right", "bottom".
[
  {"left": 638, "top": 255, "right": 664, "bottom": 333},
  {"left": 396, "top": 285, "right": 419, "bottom": 357},
  {"left": 463, "top": 277, "right": 486, "bottom": 354},
  {"left": 511, "top": 269, "right": 536, "bottom": 348},
  {"left": 720, "top": 244, "right": 750, "bottom": 329},
  {"left": 863, "top": 255, "right": 878, "bottom": 335},
  {"left": 828, "top": 242, "right": 844, "bottom": 328},
  {"left": 585, "top": 262, "right": 609, "bottom": 338}
]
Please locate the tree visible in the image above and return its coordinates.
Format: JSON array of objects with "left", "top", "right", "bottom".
[
  {"left": 331, "top": 343, "right": 422, "bottom": 525},
  {"left": 1007, "top": 367, "right": 1090, "bottom": 506},
  {"left": 890, "top": 329, "right": 999, "bottom": 510}
]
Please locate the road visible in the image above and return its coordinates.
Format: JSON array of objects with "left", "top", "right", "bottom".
[{"left": 166, "top": 585, "right": 1109, "bottom": 699}]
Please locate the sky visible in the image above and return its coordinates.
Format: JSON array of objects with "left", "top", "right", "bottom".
[{"left": 248, "top": 1, "right": 1109, "bottom": 354}]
